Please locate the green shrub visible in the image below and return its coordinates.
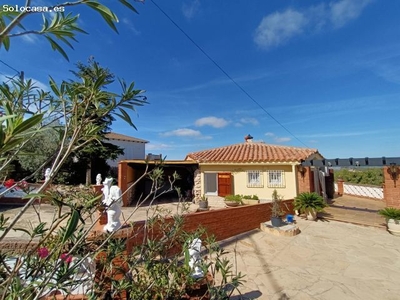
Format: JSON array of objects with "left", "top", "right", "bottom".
[
  {"left": 224, "top": 194, "right": 242, "bottom": 202},
  {"left": 378, "top": 207, "right": 400, "bottom": 221},
  {"left": 334, "top": 168, "right": 383, "bottom": 186},
  {"left": 242, "top": 195, "right": 259, "bottom": 200},
  {"left": 294, "top": 192, "right": 326, "bottom": 213}
]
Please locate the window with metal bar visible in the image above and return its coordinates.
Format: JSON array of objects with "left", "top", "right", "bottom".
[
  {"left": 247, "top": 170, "right": 263, "bottom": 187},
  {"left": 267, "top": 170, "right": 285, "bottom": 188}
]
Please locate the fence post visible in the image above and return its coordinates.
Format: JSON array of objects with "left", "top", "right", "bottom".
[{"left": 337, "top": 179, "right": 344, "bottom": 197}]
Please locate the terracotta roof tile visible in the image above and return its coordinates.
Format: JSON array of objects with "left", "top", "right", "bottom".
[{"left": 185, "top": 142, "right": 320, "bottom": 163}]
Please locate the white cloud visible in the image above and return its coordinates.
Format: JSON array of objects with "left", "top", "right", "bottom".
[
  {"left": 161, "top": 128, "right": 211, "bottom": 140},
  {"left": 195, "top": 116, "right": 229, "bottom": 128},
  {"left": 182, "top": 0, "right": 201, "bottom": 20},
  {"left": 162, "top": 128, "right": 201, "bottom": 137},
  {"left": 264, "top": 132, "right": 291, "bottom": 143},
  {"left": 146, "top": 143, "right": 173, "bottom": 150},
  {"left": 254, "top": 9, "right": 307, "bottom": 49},
  {"left": 254, "top": 0, "right": 373, "bottom": 49},
  {"left": 30, "top": 78, "right": 49, "bottom": 91},
  {"left": 275, "top": 137, "right": 291, "bottom": 143},
  {"left": 330, "top": 0, "right": 372, "bottom": 28},
  {"left": 21, "top": 34, "right": 38, "bottom": 44},
  {"left": 122, "top": 18, "right": 141, "bottom": 35},
  {"left": 240, "top": 117, "right": 259, "bottom": 126}
]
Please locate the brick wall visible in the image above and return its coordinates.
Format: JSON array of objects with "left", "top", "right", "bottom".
[
  {"left": 109, "top": 200, "right": 294, "bottom": 255},
  {"left": 297, "top": 166, "right": 314, "bottom": 194},
  {"left": 383, "top": 166, "right": 400, "bottom": 208}
]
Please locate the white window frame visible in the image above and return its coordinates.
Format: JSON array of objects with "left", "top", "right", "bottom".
[
  {"left": 267, "top": 170, "right": 285, "bottom": 188},
  {"left": 247, "top": 170, "right": 263, "bottom": 188}
]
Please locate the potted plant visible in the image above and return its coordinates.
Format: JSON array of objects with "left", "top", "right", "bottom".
[
  {"left": 224, "top": 194, "right": 242, "bottom": 207},
  {"left": 271, "top": 190, "right": 284, "bottom": 227},
  {"left": 199, "top": 195, "right": 209, "bottom": 210},
  {"left": 242, "top": 195, "right": 260, "bottom": 205},
  {"left": 378, "top": 207, "right": 400, "bottom": 236},
  {"left": 294, "top": 192, "right": 326, "bottom": 221}
]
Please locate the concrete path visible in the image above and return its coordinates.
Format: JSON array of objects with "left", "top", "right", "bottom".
[
  {"left": 2, "top": 198, "right": 399, "bottom": 300},
  {"left": 223, "top": 217, "right": 400, "bottom": 300},
  {"left": 322, "top": 195, "right": 386, "bottom": 228}
]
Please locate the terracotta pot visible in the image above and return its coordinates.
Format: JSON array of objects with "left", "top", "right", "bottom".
[{"left": 224, "top": 201, "right": 240, "bottom": 207}]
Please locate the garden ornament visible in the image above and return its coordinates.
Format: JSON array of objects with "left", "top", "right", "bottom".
[
  {"left": 44, "top": 168, "right": 51, "bottom": 182},
  {"left": 103, "top": 184, "right": 122, "bottom": 232},
  {"left": 101, "top": 177, "right": 113, "bottom": 204},
  {"left": 188, "top": 238, "right": 204, "bottom": 279},
  {"left": 96, "top": 173, "right": 102, "bottom": 185}
]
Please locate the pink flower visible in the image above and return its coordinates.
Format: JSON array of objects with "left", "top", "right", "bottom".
[
  {"left": 17, "top": 180, "right": 28, "bottom": 189},
  {"left": 38, "top": 247, "right": 49, "bottom": 259},
  {"left": 60, "top": 253, "right": 73, "bottom": 263}
]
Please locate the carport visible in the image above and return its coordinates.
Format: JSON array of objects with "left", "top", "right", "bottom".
[{"left": 118, "top": 159, "right": 198, "bottom": 206}]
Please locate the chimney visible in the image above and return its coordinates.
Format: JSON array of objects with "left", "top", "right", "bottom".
[{"left": 244, "top": 134, "right": 253, "bottom": 143}]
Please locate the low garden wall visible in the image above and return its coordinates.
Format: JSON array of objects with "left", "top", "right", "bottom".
[{"left": 108, "top": 199, "right": 294, "bottom": 254}]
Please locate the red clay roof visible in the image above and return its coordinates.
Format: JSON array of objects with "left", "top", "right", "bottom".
[
  {"left": 105, "top": 132, "right": 148, "bottom": 143},
  {"left": 185, "top": 142, "right": 320, "bottom": 163}
]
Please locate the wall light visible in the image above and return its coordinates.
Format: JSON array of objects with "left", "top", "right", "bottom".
[
  {"left": 298, "top": 165, "right": 307, "bottom": 178},
  {"left": 388, "top": 163, "right": 399, "bottom": 187}
]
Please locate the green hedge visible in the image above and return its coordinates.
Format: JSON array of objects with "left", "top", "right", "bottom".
[{"left": 334, "top": 168, "right": 383, "bottom": 186}]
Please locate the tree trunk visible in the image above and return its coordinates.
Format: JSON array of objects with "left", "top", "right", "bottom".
[{"left": 86, "top": 160, "right": 92, "bottom": 185}]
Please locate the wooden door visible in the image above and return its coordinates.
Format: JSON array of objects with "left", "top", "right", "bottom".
[{"left": 218, "top": 173, "right": 232, "bottom": 197}]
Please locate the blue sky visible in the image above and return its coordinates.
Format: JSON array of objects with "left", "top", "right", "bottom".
[{"left": 1, "top": 0, "right": 400, "bottom": 160}]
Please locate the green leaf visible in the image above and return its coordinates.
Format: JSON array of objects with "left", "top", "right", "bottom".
[
  {"left": 85, "top": 1, "right": 119, "bottom": 33},
  {"left": 49, "top": 76, "right": 61, "bottom": 96},
  {"left": 44, "top": 36, "right": 69, "bottom": 61},
  {"left": 118, "top": 0, "right": 139, "bottom": 13},
  {"left": 33, "top": 222, "right": 48, "bottom": 236},
  {"left": 0, "top": 114, "right": 17, "bottom": 123},
  {"left": 0, "top": 138, "right": 24, "bottom": 153},
  {"left": 2, "top": 35, "right": 10, "bottom": 51},
  {"left": 115, "top": 108, "right": 137, "bottom": 129},
  {"left": 62, "top": 209, "right": 80, "bottom": 243},
  {"left": 12, "top": 114, "right": 43, "bottom": 135},
  {"left": 13, "top": 227, "right": 32, "bottom": 237}
]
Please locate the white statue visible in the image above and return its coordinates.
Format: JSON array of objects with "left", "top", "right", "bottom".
[
  {"left": 101, "top": 177, "right": 113, "bottom": 204},
  {"left": 44, "top": 168, "right": 51, "bottom": 182},
  {"left": 188, "top": 238, "right": 204, "bottom": 279},
  {"left": 96, "top": 174, "right": 102, "bottom": 185},
  {"left": 103, "top": 184, "right": 122, "bottom": 233}
]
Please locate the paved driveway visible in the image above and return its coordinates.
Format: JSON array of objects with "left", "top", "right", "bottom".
[
  {"left": 2, "top": 201, "right": 400, "bottom": 299},
  {"left": 222, "top": 218, "right": 400, "bottom": 300}
]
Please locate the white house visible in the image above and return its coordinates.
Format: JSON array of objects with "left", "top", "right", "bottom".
[{"left": 105, "top": 132, "right": 148, "bottom": 167}]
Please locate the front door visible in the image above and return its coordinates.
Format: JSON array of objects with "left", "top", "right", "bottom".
[
  {"left": 204, "top": 173, "right": 217, "bottom": 195},
  {"left": 218, "top": 173, "right": 232, "bottom": 197}
]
